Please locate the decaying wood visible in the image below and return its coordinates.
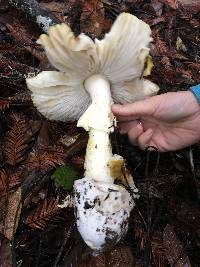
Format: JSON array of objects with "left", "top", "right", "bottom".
[
  {"left": 0, "top": 187, "right": 22, "bottom": 240},
  {"left": 8, "top": 0, "right": 60, "bottom": 32}
]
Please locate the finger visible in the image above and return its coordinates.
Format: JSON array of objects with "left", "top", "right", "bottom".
[
  {"left": 118, "top": 120, "right": 141, "bottom": 134},
  {"left": 137, "top": 128, "right": 153, "bottom": 150},
  {"left": 127, "top": 123, "right": 144, "bottom": 145},
  {"left": 116, "top": 115, "right": 138, "bottom": 122},
  {"left": 112, "top": 97, "right": 159, "bottom": 117}
]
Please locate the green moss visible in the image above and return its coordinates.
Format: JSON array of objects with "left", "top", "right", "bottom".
[{"left": 51, "top": 165, "right": 78, "bottom": 190}]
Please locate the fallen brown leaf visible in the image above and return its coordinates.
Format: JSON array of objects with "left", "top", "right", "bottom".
[
  {"left": 161, "top": 0, "right": 179, "bottom": 9},
  {"left": 26, "top": 145, "right": 65, "bottom": 172},
  {"left": 0, "top": 10, "right": 46, "bottom": 62},
  {"left": 40, "top": 1, "right": 68, "bottom": 22},
  {"left": 36, "top": 121, "right": 50, "bottom": 149},
  {"left": 163, "top": 224, "right": 192, "bottom": 267},
  {"left": 150, "top": 0, "right": 164, "bottom": 16},
  {"left": 64, "top": 133, "right": 88, "bottom": 158},
  {"left": 23, "top": 198, "right": 63, "bottom": 230},
  {"left": 0, "top": 187, "right": 22, "bottom": 240},
  {"left": 0, "top": 100, "right": 9, "bottom": 111},
  {"left": 0, "top": 236, "right": 13, "bottom": 267},
  {"left": 4, "top": 120, "right": 41, "bottom": 166},
  {"left": 80, "top": 0, "right": 111, "bottom": 38},
  {"left": 78, "top": 246, "right": 133, "bottom": 267},
  {"left": 152, "top": 30, "right": 168, "bottom": 55},
  {"left": 178, "top": 0, "right": 200, "bottom": 12}
]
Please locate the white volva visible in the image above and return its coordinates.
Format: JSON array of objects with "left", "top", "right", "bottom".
[
  {"left": 26, "top": 13, "right": 159, "bottom": 251},
  {"left": 74, "top": 177, "right": 137, "bottom": 251}
]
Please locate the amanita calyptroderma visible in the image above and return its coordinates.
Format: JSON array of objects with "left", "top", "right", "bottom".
[{"left": 26, "top": 13, "right": 159, "bottom": 251}]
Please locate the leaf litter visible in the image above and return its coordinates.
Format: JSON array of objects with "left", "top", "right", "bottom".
[{"left": 0, "top": 0, "right": 200, "bottom": 266}]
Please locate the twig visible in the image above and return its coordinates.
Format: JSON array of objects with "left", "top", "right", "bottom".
[
  {"left": 35, "top": 233, "right": 42, "bottom": 267},
  {"left": 0, "top": 56, "right": 38, "bottom": 74},
  {"left": 53, "top": 223, "right": 75, "bottom": 267},
  {"left": 189, "top": 147, "right": 195, "bottom": 174},
  {"left": 144, "top": 146, "right": 160, "bottom": 267},
  {"left": 8, "top": 0, "right": 60, "bottom": 32}
]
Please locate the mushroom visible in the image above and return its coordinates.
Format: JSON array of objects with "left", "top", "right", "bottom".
[{"left": 26, "top": 13, "right": 159, "bottom": 251}]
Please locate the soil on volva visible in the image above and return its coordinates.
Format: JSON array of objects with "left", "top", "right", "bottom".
[{"left": 0, "top": 0, "right": 200, "bottom": 266}]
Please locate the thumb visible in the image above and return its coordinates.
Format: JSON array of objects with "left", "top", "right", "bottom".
[{"left": 112, "top": 97, "right": 159, "bottom": 118}]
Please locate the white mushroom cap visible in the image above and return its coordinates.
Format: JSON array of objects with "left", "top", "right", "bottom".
[
  {"left": 26, "top": 13, "right": 159, "bottom": 121},
  {"left": 74, "top": 177, "right": 139, "bottom": 251}
]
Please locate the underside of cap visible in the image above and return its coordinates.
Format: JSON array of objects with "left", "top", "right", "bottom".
[
  {"left": 27, "top": 13, "right": 159, "bottom": 122},
  {"left": 37, "top": 23, "right": 98, "bottom": 80},
  {"left": 26, "top": 71, "right": 90, "bottom": 121},
  {"left": 111, "top": 78, "right": 159, "bottom": 103},
  {"left": 95, "top": 13, "right": 152, "bottom": 82}
]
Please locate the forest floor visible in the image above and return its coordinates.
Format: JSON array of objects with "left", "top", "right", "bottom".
[{"left": 0, "top": 0, "right": 200, "bottom": 266}]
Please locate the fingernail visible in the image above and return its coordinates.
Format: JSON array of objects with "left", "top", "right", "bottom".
[
  {"left": 136, "top": 120, "right": 143, "bottom": 129},
  {"left": 112, "top": 104, "right": 122, "bottom": 111},
  {"left": 147, "top": 129, "right": 153, "bottom": 135}
]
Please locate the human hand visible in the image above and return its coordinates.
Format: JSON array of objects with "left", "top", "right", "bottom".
[{"left": 112, "top": 91, "right": 200, "bottom": 152}]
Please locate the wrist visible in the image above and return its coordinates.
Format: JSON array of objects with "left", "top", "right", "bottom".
[
  {"left": 190, "top": 84, "right": 200, "bottom": 105},
  {"left": 180, "top": 91, "right": 200, "bottom": 122}
]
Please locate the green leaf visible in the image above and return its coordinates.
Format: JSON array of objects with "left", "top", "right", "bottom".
[{"left": 51, "top": 165, "right": 78, "bottom": 190}]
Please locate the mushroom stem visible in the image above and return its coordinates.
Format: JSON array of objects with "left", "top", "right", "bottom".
[
  {"left": 77, "top": 74, "right": 115, "bottom": 183},
  {"left": 85, "top": 130, "right": 113, "bottom": 183}
]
